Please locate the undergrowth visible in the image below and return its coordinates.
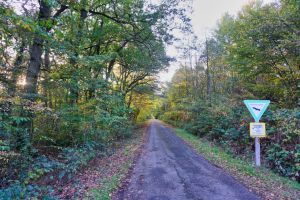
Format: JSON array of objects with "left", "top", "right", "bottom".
[{"left": 174, "top": 128, "right": 300, "bottom": 200}]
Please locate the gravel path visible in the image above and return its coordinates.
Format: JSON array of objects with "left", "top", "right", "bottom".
[{"left": 115, "top": 120, "right": 260, "bottom": 200}]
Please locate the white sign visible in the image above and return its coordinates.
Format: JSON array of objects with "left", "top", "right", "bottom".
[
  {"left": 250, "top": 123, "right": 266, "bottom": 138},
  {"left": 244, "top": 100, "right": 270, "bottom": 122}
]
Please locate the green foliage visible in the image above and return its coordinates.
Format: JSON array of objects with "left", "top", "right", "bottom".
[
  {"left": 1, "top": 0, "right": 191, "bottom": 196},
  {"left": 0, "top": 139, "right": 9, "bottom": 151},
  {"left": 159, "top": 0, "right": 300, "bottom": 182},
  {"left": 264, "top": 108, "right": 300, "bottom": 180},
  {"left": 267, "top": 144, "right": 300, "bottom": 178},
  {"left": 33, "top": 92, "right": 132, "bottom": 147},
  {"left": 0, "top": 142, "right": 101, "bottom": 199},
  {"left": 216, "top": 1, "right": 300, "bottom": 108},
  {"left": 0, "top": 98, "right": 33, "bottom": 153},
  {"left": 174, "top": 128, "right": 300, "bottom": 199},
  {"left": 160, "top": 95, "right": 300, "bottom": 180}
]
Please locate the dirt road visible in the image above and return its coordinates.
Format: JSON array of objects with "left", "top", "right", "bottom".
[{"left": 115, "top": 120, "right": 260, "bottom": 200}]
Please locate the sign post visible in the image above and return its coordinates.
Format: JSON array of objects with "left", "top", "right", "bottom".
[
  {"left": 255, "top": 138, "right": 260, "bottom": 166},
  {"left": 244, "top": 100, "right": 270, "bottom": 167}
]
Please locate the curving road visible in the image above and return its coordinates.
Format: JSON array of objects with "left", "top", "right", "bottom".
[{"left": 115, "top": 120, "right": 260, "bottom": 200}]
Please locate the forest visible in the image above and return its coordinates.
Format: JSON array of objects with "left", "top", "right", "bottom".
[
  {"left": 0, "top": 0, "right": 299, "bottom": 199},
  {"left": 0, "top": 0, "right": 190, "bottom": 198},
  {"left": 158, "top": 0, "right": 300, "bottom": 183}
]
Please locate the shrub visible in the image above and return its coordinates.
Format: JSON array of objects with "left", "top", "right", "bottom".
[{"left": 160, "top": 97, "right": 300, "bottom": 181}]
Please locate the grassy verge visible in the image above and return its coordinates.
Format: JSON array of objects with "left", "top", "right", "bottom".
[
  {"left": 174, "top": 128, "right": 300, "bottom": 200},
  {"left": 89, "top": 161, "right": 131, "bottom": 200},
  {"left": 84, "top": 124, "right": 148, "bottom": 200}
]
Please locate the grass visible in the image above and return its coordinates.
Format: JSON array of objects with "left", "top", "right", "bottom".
[
  {"left": 174, "top": 128, "right": 300, "bottom": 200},
  {"left": 90, "top": 161, "right": 131, "bottom": 200}
]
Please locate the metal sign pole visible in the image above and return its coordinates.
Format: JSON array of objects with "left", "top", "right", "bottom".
[{"left": 255, "top": 137, "right": 260, "bottom": 167}]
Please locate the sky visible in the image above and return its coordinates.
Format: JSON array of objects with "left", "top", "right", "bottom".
[{"left": 159, "top": 0, "right": 275, "bottom": 83}]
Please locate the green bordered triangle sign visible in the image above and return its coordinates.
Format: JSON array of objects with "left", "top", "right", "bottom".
[{"left": 243, "top": 100, "right": 270, "bottom": 122}]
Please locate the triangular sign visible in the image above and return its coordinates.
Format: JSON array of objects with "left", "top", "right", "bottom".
[{"left": 243, "top": 100, "right": 270, "bottom": 122}]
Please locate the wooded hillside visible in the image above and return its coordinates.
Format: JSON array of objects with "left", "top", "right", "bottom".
[{"left": 159, "top": 0, "right": 300, "bottom": 182}]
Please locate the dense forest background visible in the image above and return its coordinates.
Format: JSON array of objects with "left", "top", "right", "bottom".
[
  {"left": 158, "top": 0, "right": 300, "bottom": 182},
  {"left": 0, "top": 0, "right": 190, "bottom": 197}
]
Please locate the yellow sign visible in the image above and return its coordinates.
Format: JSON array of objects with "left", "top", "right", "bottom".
[{"left": 250, "top": 123, "right": 266, "bottom": 138}]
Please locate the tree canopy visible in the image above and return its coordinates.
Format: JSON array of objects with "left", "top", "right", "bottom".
[{"left": 159, "top": 0, "right": 300, "bottom": 181}]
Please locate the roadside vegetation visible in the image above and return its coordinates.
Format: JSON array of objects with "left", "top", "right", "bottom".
[
  {"left": 0, "top": 0, "right": 190, "bottom": 198},
  {"left": 60, "top": 124, "right": 147, "bottom": 199},
  {"left": 174, "top": 128, "right": 300, "bottom": 200},
  {"left": 158, "top": 0, "right": 300, "bottom": 183}
]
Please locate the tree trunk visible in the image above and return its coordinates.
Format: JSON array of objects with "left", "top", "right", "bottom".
[
  {"left": 205, "top": 38, "right": 212, "bottom": 105},
  {"left": 42, "top": 46, "right": 50, "bottom": 107},
  {"left": 105, "top": 41, "right": 128, "bottom": 81},
  {"left": 21, "top": 0, "right": 51, "bottom": 144},
  {"left": 8, "top": 41, "right": 26, "bottom": 97},
  {"left": 24, "top": 0, "right": 51, "bottom": 100},
  {"left": 69, "top": 8, "right": 88, "bottom": 105}
]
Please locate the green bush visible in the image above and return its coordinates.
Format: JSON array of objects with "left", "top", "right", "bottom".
[
  {"left": 160, "top": 97, "right": 300, "bottom": 181},
  {"left": 33, "top": 92, "right": 133, "bottom": 147},
  {"left": 267, "top": 144, "right": 299, "bottom": 180}
]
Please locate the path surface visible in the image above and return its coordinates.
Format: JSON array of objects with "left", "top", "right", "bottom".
[{"left": 115, "top": 120, "right": 260, "bottom": 200}]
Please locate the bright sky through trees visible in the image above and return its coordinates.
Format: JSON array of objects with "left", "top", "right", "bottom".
[{"left": 159, "top": 0, "right": 275, "bottom": 82}]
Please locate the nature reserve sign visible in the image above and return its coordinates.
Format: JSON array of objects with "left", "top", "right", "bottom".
[
  {"left": 244, "top": 100, "right": 270, "bottom": 167},
  {"left": 250, "top": 123, "right": 266, "bottom": 138},
  {"left": 243, "top": 100, "right": 270, "bottom": 122}
]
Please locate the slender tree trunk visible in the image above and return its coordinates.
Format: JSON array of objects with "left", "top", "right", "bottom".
[
  {"left": 8, "top": 41, "right": 26, "bottom": 97},
  {"left": 69, "top": 8, "right": 88, "bottom": 105},
  {"left": 184, "top": 62, "right": 189, "bottom": 97},
  {"left": 42, "top": 46, "right": 50, "bottom": 107},
  {"left": 205, "top": 38, "right": 212, "bottom": 105},
  {"left": 127, "top": 92, "right": 133, "bottom": 109}
]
